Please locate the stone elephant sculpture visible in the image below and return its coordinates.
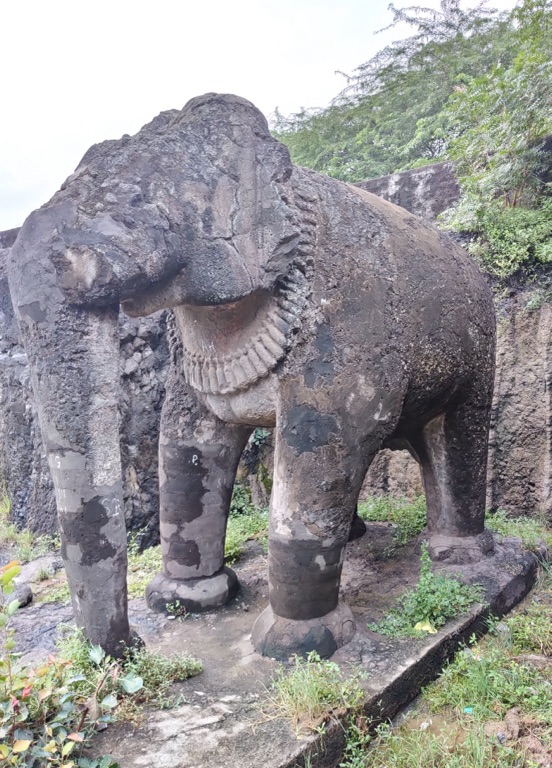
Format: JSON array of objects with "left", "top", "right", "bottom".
[{"left": 7, "top": 94, "right": 496, "bottom": 660}]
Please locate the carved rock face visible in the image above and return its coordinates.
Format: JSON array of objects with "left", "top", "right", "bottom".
[{"left": 7, "top": 92, "right": 497, "bottom": 661}]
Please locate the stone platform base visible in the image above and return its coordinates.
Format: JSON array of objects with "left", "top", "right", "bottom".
[{"left": 88, "top": 527, "right": 538, "bottom": 768}]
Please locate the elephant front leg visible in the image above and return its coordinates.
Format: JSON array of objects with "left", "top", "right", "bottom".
[
  {"left": 252, "top": 405, "right": 369, "bottom": 660},
  {"left": 12, "top": 301, "right": 132, "bottom": 656},
  {"left": 146, "top": 377, "right": 251, "bottom": 613}
]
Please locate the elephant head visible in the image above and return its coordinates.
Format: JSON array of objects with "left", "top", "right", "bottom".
[{"left": 7, "top": 94, "right": 300, "bottom": 655}]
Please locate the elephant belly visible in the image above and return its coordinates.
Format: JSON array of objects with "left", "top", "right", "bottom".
[{"left": 200, "top": 374, "right": 277, "bottom": 427}]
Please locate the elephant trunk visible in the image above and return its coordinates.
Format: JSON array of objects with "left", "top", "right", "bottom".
[{"left": 8, "top": 227, "right": 131, "bottom": 656}]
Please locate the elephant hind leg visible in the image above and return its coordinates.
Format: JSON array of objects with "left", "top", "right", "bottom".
[{"left": 408, "top": 387, "right": 494, "bottom": 564}]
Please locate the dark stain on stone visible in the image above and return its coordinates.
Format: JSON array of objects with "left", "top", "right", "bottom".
[
  {"left": 258, "top": 627, "right": 337, "bottom": 662},
  {"left": 168, "top": 538, "right": 201, "bottom": 568},
  {"left": 20, "top": 301, "right": 47, "bottom": 323},
  {"left": 269, "top": 539, "right": 342, "bottom": 619},
  {"left": 161, "top": 446, "right": 207, "bottom": 524},
  {"left": 304, "top": 324, "right": 336, "bottom": 387},
  {"left": 315, "top": 323, "right": 334, "bottom": 356},
  {"left": 60, "top": 497, "right": 118, "bottom": 566},
  {"left": 298, "top": 627, "right": 337, "bottom": 659},
  {"left": 202, "top": 206, "right": 213, "bottom": 235},
  {"left": 282, "top": 404, "right": 338, "bottom": 454}
]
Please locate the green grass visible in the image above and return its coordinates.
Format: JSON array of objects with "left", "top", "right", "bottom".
[
  {"left": 38, "top": 580, "right": 71, "bottom": 604},
  {"left": 224, "top": 483, "right": 269, "bottom": 564},
  {"left": 357, "top": 495, "right": 427, "bottom": 548},
  {"left": 369, "top": 546, "right": 484, "bottom": 638},
  {"left": 354, "top": 559, "right": 552, "bottom": 767},
  {"left": 486, "top": 509, "right": 552, "bottom": 551},
  {"left": 0, "top": 493, "right": 55, "bottom": 564},
  {"left": 225, "top": 507, "right": 268, "bottom": 564},
  {"left": 126, "top": 543, "right": 162, "bottom": 598},
  {"left": 265, "top": 652, "right": 365, "bottom": 735},
  {"left": 361, "top": 721, "right": 517, "bottom": 768},
  {"left": 57, "top": 627, "right": 202, "bottom": 715}
]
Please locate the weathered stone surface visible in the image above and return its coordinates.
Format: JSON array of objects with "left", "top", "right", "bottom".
[
  {"left": 7, "top": 94, "right": 496, "bottom": 659},
  {"left": 0, "top": 246, "right": 57, "bottom": 533},
  {"left": 487, "top": 295, "right": 552, "bottom": 519},
  {"left": 2, "top": 155, "right": 550, "bottom": 543},
  {"left": 356, "top": 161, "right": 460, "bottom": 221},
  {"left": 358, "top": 162, "right": 552, "bottom": 521},
  {"left": 0, "top": 249, "right": 168, "bottom": 541}
]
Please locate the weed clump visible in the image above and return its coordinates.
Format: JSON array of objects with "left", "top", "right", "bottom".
[
  {"left": 357, "top": 495, "right": 427, "bottom": 549},
  {"left": 369, "top": 546, "right": 483, "bottom": 638},
  {"left": 486, "top": 509, "right": 552, "bottom": 551},
  {"left": 224, "top": 483, "right": 268, "bottom": 564},
  {"left": 0, "top": 494, "right": 54, "bottom": 564},
  {"left": 265, "top": 651, "right": 365, "bottom": 735},
  {"left": 0, "top": 560, "right": 202, "bottom": 768},
  {"left": 57, "top": 628, "right": 202, "bottom": 713}
]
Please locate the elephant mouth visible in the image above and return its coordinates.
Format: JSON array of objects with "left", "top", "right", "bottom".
[
  {"left": 176, "top": 257, "right": 314, "bottom": 396},
  {"left": 120, "top": 268, "right": 181, "bottom": 316}
]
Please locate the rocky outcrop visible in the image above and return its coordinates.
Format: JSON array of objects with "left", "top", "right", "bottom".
[
  {"left": 0, "top": 241, "right": 56, "bottom": 533},
  {"left": 356, "top": 162, "right": 460, "bottom": 221},
  {"left": 486, "top": 295, "right": 552, "bottom": 518}
]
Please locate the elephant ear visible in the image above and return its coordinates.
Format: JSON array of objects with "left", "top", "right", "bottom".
[{"left": 173, "top": 94, "right": 302, "bottom": 289}]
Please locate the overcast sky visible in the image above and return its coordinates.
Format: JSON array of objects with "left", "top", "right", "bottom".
[{"left": 1, "top": 0, "right": 517, "bottom": 231}]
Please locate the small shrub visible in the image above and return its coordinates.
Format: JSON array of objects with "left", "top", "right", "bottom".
[
  {"left": 35, "top": 566, "right": 53, "bottom": 582},
  {"left": 340, "top": 713, "right": 372, "bottom": 768},
  {"left": 265, "top": 651, "right": 365, "bottom": 734},
  {"left": 369, "top": 547, "right": 483, "bottom": 638},
  {"left": 442, "top": 198, "right": 552, "bottom": 278},
  {"left": 357, "top": 495, "right": 427, "bottom": 548},
  {"left": 57, "top": 628, "right": 202, "bottom": 712},
  {"left": 0, "top": 562, "right": 120, "bottom": 767}
]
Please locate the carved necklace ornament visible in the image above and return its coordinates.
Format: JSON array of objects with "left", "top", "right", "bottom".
[{"left": 168, "top": 184, "right": 317, "bottom": 396}]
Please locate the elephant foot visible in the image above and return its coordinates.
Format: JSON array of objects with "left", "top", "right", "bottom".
[
  {"left": 428, "top": 530, "right": 495, "bottom": 564},
  {"left": 145, "top": 567, "right": 238, "bottom": 614},
  {"left": 251, "top": 602, "right": 356, "bottom": 661}
]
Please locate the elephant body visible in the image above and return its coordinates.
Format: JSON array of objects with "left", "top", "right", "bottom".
[{"left": 7, "top": 94, "right": 495, "bottom": 659}]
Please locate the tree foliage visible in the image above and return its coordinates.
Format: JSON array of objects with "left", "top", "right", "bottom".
[
  {"left": 274, "top": 0, "right": 516, "bottom": 180},
  {"left": 275, "top": 0, "right": 552, "bottom": 278},
  {"left": 440, "top": 0, "right": 552, "bottom": 276}
]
